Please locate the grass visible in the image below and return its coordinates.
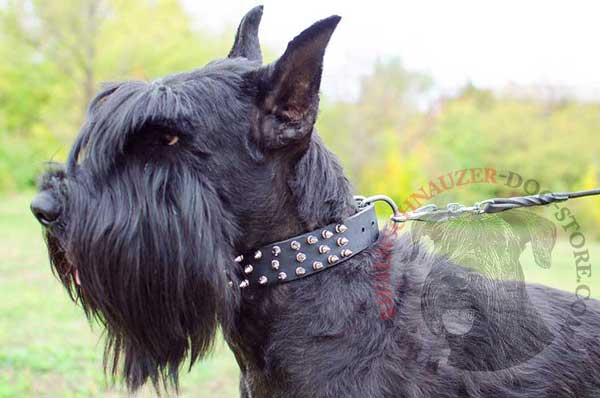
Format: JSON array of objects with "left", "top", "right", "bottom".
[{"left": 1, "top": 192, "right": 598, "bottom": 397}]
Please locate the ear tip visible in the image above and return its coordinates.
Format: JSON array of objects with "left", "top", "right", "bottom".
[
  {"left": 319, "top": 15, "right": 342, "bottom": 30},
  {"left": 251, "top": 5, "right": 264, "bottom": 15},
  {"left": 245, "top": 5, "right": 264, "bottom": 23},
  {"left": 328, "top": 15, "right": 342, "bottom": 24},
  {"left": 296, "top": 15, "right": 341, "bottom": 43},
  {"left": 228, "top": 6, "right": 264, "bottom": 61},
  {"left": 277, "top": 14, "right": 342, "bottom": 63}
]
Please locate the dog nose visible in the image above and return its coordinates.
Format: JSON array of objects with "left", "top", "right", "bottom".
[{"left": 31, "top": 192, "right": 61, "bottom": 226}]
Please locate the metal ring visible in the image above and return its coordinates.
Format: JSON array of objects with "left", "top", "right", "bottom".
[
  {"left": 353, "top": 195, "right": 367, "bottom": 206},
  {"left": 361, "top": 195, "right": 401, "bottom": 218}
]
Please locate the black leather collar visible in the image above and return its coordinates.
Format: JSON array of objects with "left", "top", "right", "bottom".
[{"left": 235, "top": 203, "right": 379, "bottom": 288}]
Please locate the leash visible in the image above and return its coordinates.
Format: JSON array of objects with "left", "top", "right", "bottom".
[{"left": 358, "top": 188, "right": 600, "bottom": 224}]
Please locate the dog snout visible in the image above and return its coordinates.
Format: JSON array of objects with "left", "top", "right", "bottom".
[{"left": 31, "top": 191, "right": 61, "bottom": 226}]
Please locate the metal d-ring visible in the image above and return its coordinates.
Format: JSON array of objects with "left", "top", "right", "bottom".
[{"left": 360, "top": 195, "right": 402, "bottom": 221}]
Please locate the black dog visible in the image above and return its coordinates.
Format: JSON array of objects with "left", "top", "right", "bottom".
[{"left": 32, "top": 6, "right": 600, "bottom": 397}]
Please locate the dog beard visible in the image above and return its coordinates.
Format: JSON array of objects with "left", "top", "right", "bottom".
[{"left": 43, "top": 160, "right": 239, "bottom": 390}]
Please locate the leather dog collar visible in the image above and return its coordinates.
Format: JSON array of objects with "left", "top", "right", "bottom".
[{"left": 235, "top": 203, "right": 379, "bottom": 288}]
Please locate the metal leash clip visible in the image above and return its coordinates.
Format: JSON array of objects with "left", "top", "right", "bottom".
[
  {"left": 356, "top": 195, "right": 441, "bottom": 223},
  {"left": 393, "top": 204, "right": 438, "bottom": 222},
  {"left": 356, "top": 196, "right": 491, "bottom": 224},
  {"left": 397, "top": 203, "right": 474, "bottom": 223}
]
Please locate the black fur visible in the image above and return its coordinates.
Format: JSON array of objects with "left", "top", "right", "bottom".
[{"left": 34, "top": 7, "right": 600, "bottom": 397}]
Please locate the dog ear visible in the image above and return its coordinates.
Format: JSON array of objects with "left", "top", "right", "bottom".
[
  {"left": 250, "top": 15, "right": 340, "bottom": 149},
  {"left": 500, "top": 210, "right": 557, "bottom": 268},
  {"left": 228, "top": 5, "right": 264, "bottom": 62}
]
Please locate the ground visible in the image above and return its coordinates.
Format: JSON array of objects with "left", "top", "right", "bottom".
[{"left": 1, "top": 192, "right": 598, "bottom": 398}]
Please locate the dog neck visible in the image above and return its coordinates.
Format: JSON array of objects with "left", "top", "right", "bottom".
[
  {"left": 232, "top": 201, "right": 380, "bottom": 288},
  {"left": 225, "top": 226, "right": 401, "bottom": 395},
  {"left": 232, "top": 133, "right": 356, "bottom": 250},
  {"left": 230, "top": 133, "right": 372, "bottom": 286},
  {"left": 224, "top": 135, "right": 383, "bottom": 384}
]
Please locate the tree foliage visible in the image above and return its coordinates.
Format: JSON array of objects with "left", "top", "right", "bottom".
[
  {"left": 319, "top": 62, "right": 600, "bottom": 232},
  {"left": 0, "top": 0, "right": 228, "bottom": 190},
  {"left": 1, "top": 1, "right": 599, "bottom": 234}
]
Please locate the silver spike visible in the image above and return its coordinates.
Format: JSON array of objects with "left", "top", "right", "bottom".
[
  {"left": 319, "top": 245, "right": 331, "bottom": 254},
  {"left": 328, "top": 255, "right": 339, "bottom": 264},
  {"left": 321, "top": 230, "right": 334, "bottom": 239},
  {"left": 296, "top": 267, "right": 306, "bottom": 276},
  {"left": 335, "top": 224, "right": 348, "bottom": 233},
  {"left": 337, "top": 237, "right": 349, "bottom": 247},
  {"left": 278, "top": 272, "right": 287, "bottom": 281},
  {"left": 244, "top": 264, "right": 254, "bottom": 274},
  {"left": 290, "top": 241, "right": 301, "bottom": 250},
  {"left": 306, "top": 235, "right": 318, "bottom": 245},
  {"left": 271, "top": 259, "right": 280, "bottom": 270},
  {"left": 341, "top": 249, "right": 353, "bottom": 257},
  {"left": 312, "top": 261, "right": 324, "bottom": 270},
  {"left": 234, "top": 255, "right": 244, "bottom": 263},
  {"left": 296, "top": 252, "right": 307, "bottom": 262},
  {"left": 254, "top": 250, "right": 262, "bottom": 259},
  {"left": 258, "top": 276, "right": 268, "bottom": 285},
  {"left": 239, "top": 279, "right": 250, "bottom": 288},
  {"left": 272, "top": 246, "right": 281, "bottom": 256}
]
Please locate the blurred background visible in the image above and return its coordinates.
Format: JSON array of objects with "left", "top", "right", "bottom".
[{"left": 1, "top": 0, "right": 599, "bottom": 396}]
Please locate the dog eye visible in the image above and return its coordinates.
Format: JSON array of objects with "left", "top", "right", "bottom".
[{"left": 161, "top": 134, "right": 179, "bottom": 146}]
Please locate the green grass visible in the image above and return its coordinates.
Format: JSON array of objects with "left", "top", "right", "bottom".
[{"left": 1, "top": 193, "right": 598, "bottom": 397}]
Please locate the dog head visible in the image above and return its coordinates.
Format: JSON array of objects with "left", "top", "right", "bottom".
[{"left": 31, "top": 6, "right": 350, "bottom": 390}]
